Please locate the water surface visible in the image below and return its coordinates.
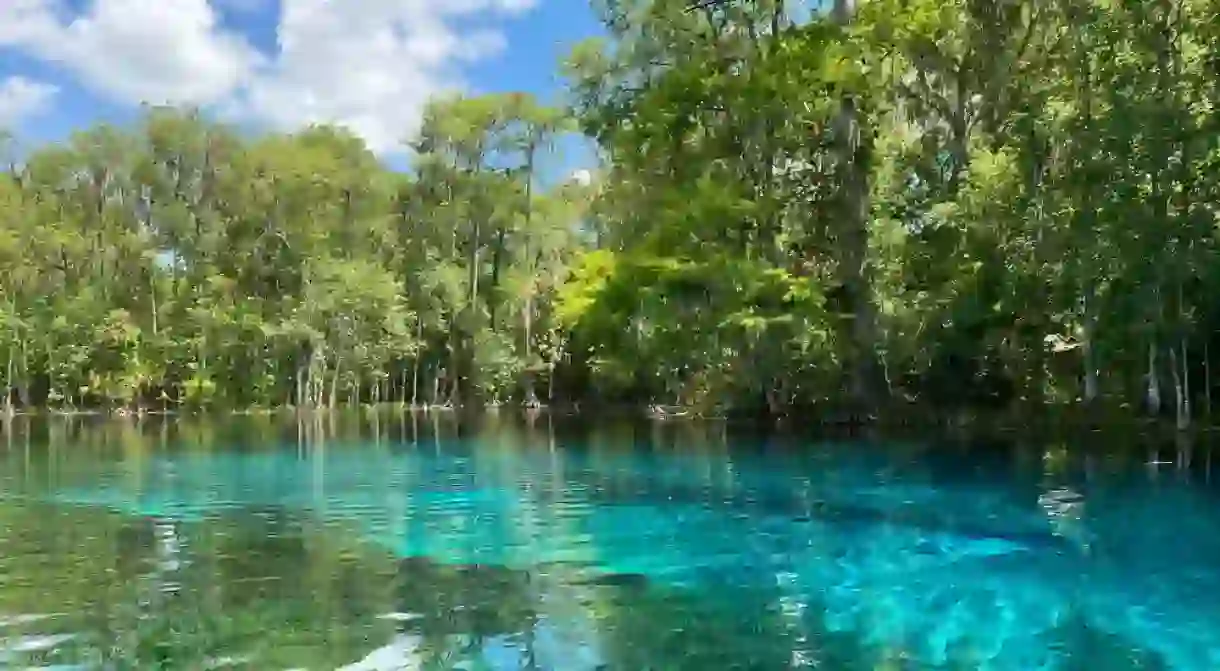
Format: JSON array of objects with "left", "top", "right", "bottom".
[{"left": 0, "top": 413, "right": 1217, "bottom": 669}]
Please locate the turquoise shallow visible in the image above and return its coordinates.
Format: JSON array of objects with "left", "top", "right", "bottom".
[{"left": 0, "top": 415, "right": 1217, "bottom": 669}]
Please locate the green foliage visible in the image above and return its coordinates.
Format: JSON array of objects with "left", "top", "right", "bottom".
[
  {"left": 0, "top": 98, "right": 585, "bottom": 411},
  {"left": 9, "top": 0, "right": 1220, "bottom": 421},
  {"left": 557, "top": 0, "right": 1220, "bottom": 419}
]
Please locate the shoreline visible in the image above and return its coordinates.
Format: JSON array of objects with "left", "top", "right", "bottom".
[{"left": 1, "top": 400, "right": 1211, "bottom": 436}]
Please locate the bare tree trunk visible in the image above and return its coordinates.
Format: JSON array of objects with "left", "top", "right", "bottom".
[
  {"left": 523, "top": 295, "right": 537, "bottom": 407},
  {"left": 148, "top": 269, "right": 159, "bottom": 337},
  {"left": 1206, "top": 340, "right": 1212, "bottom": 418},
  {"left": 18, "top": 338, "right": 27, "bottom": 408},
  {"left": 1180, "top": 337, "right": 1191, "bottom": 429},
  {"left": 489, "top": 223, "right": 507, "bottom": 326},
  {"left": 461, "top": 207, "right": 482, "bottom": 407},
  {"left": 3, "top": 345, "right": 12, "bottom": 416},
  {"left": 411, "top": 320, "right": 422, "bottom": 407},
  {"left": 1148, "top": 340, "right": 1162, "bottom": 415},
  {"left": 313, "top": 353, "right": 327, "bottom": 408},
  {"left": 296, "top": 354, "right": 306, "bottom": 408},
  {"left": 1171, "top": 343, "right": 1188, "bottom": 430},
  {"left": 329, "top": 362, "right": 341, "bottom": 410},
  {"left": 305, "top": 357, "right": 314, "bottom": 408},
  {"left": 447, "top": 324, "right": 460, "bottom": 407},
  {"left": 1083, "top": 294, "right": 1099, "bottom": 403}
]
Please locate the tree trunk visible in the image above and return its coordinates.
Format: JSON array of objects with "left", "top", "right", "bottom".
[
  {"left": 1147, "top": 340, "right": 1162, "bottom": 415},
  {"left": 412, "top": 320, "right": 422, "bottom": 407},
  {"left": 313, "top": 352, "right": 327, "bottom": 408},
  {"left": 447, "top": 313, "right": 461, "bottom": 407},
  {"left": 1170, "top": 342, "right": 1189, "bottom": 430},
  {"left": 489, "top": 224, "right": 507, "bottom": 326},
  {"left": 832, "top": 0, "right": 882, "bottom": 410},
  {"left": 1079, "top": 42, "right": 1099, "bottom": 406},
  {"left": 405, "top": 364, "right": 414, "bottom": 408},
  {"left": 838, "top": 107, "right": 881, "bottom": 408},
  {"left": 329, "top": 362, "right": 340, "bottom": 410},
  {"left": 1082, "top": 294, "right": 1099, "bottom": 404},
  {"left": 296, "top": 357, "right": 305, "bottom": 408},
  {"left": 3, "top": 344, "right": 12, "bottom": 416},
  {"left": 461, "top": 184, "right": 484, "bottom": 407},
  {"left": 149, "top": 269, "right": 159, "bottom": 336},
  {"left": 18, "top": 338, "right": 29, "bottom": 408},
  {"left": 1146, "top": 0, "right": 1174, "bottom": 419},
  {"left": 1180, "top": 337, "right": 1191, "bottom": 429},
  {"left": 1205, "top": 340, "right": 1212, "bottom": 417},
  {"left": 521, "top": 142, "right": 539, "bottom": 407},
  {"left": 523, "top": 300, "right": 538, "bottom": 407}
]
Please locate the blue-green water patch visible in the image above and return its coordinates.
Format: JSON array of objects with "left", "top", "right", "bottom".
[{"left": 4, "top": 430, "right": 1219, "bottom": 669}]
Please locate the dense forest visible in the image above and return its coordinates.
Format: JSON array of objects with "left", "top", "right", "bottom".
[{"left": 5, "top": 0, "right": 1220, "bottom": 427}]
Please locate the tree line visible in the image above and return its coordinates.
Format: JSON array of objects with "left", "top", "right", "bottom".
[
  {"left": 6, "top": 0, "right": 1220, "bottom": 426},
  {"left": 0, "top": 96, "right": 590, "bottom": 411}
]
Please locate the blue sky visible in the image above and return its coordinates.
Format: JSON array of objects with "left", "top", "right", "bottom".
[{"left": 0, "top": 0, "right": 603, "bottom": 177}]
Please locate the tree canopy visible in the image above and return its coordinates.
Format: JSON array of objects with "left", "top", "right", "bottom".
[{"left": 6, "top": 0, "right": 1220, "bottom": 426}]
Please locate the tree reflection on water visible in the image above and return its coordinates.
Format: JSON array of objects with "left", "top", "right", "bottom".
[{"left": 0, "top": 412, "right": 1207, "bottom": 669}]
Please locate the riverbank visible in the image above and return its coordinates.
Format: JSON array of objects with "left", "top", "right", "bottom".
[{"left": 1, "top": 398, "right": 1212, "bottom": 441}]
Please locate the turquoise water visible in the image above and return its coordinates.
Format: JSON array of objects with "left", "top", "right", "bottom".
[{"left": 0, "top": 414, "right": 1218, "bottom": 669}]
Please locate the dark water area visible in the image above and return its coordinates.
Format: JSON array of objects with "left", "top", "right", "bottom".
[{"left": 0, "top": 412, "right": 1218, "bottom": 669}]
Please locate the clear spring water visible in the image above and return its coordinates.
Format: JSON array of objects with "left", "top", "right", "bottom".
[{"left": 0, "top": 414, "right": 1218, "bottom": 669}]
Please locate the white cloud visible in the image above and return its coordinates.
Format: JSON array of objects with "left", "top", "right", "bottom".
[
  {"left": 230, "top": 0, "right": 526, "bottom": 153},
  {"left": 0, "top": 0, "right": 542, "bottom": 153},
  {"left": 570, "top": 168, "right": 593, "bottom": 186},
  {"left": 0, "top": 0, "right": 58, "bottom": 46},
  {"left": 1, "top": 0, "right": 260, "bottom": 106},
  {"left": 0, "top": 76, "right": 58, "bottom": 128}
]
